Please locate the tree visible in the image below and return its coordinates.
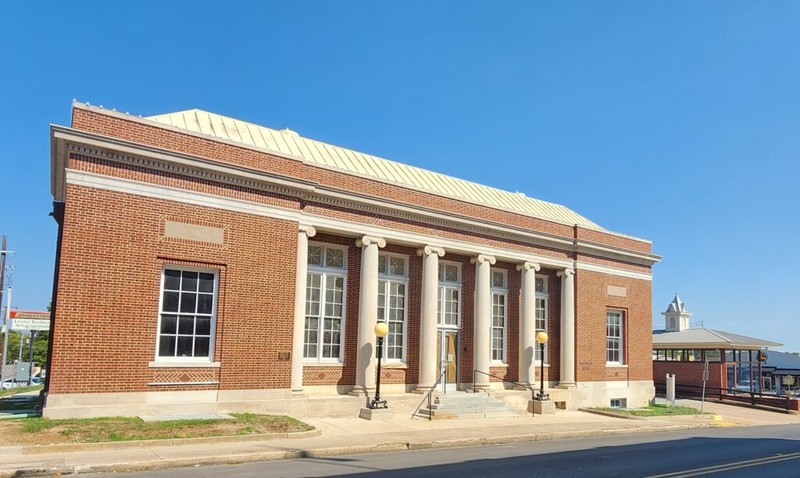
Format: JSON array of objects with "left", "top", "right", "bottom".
[{"left": 6, "top": 330, "right": 48, "bottom": 368}]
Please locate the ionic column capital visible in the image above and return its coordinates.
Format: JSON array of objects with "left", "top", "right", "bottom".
[
  {"left": 417, "top": 245, "right": 445, "bottom": 257},
  {"left": 516, "top": 261, "right": 541, "bottom": 272},
  {"left": 557, "top": 268, "right": 575, "bottom": 278},
  {"left": 299, "top": 225, "right": 317, "bottom": 238},
  {"left": 470, "top": 254, "right": 496, "bottom": 265},
  {"left": 356, "top": 235, "right": 386, "bottom": 248}
]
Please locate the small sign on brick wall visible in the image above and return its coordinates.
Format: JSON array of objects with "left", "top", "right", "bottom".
[
  {"left": 606, "top": 285, "right": 627, "bottom": 297},
  {"left": 277, "top": 352, "right": 291, "bottom": 361}
]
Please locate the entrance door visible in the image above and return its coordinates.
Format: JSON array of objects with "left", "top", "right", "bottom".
[{"left": 436, "top": 330, "right": 459, "bottom": 392}]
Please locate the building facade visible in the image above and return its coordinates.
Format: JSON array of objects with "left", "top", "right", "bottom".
[
  {"left": 653, "top": 294, "right": 781, "bottom": 394},
  {"left": 45, "top": 103, "right": 659, "bottom": 418}
]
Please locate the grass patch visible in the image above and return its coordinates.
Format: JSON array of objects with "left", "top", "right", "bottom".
[
  {"left": 593, "top": 404, "right": 701, "bottom": 417},
  {"left": 0, "top": 385, "right": 43, "bottom": 399},
  {"left": 1, "top": 413, "right": 313, "bottom": 446}
]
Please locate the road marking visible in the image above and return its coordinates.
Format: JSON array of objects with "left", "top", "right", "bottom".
[{"left": 644, "top": 451, "right": 800, "bottom": 478}]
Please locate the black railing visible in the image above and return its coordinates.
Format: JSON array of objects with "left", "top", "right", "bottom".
[
  {"left": 655, "top": 382, "right": 793, "bottom": 411},
  {"left": 473, "top": 370, "right": 535, "bottom": 399},
  {"left": 412, "top": 367, "right": 448, "bottom": 421}
]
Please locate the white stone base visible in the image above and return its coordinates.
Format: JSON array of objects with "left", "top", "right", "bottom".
[
  {"left": 42, "top": 381, "right": 656, "bottom": 419},
  {"left": 529, "top": 399, "right": 556, "bottom": 415},
  {"left": 359, "top": 407, "right": 392, "bottom": 420}
]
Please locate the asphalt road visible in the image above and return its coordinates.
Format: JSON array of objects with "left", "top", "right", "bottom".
[{"left": 94, "top": 425, "right": 800, "bottom": 478}]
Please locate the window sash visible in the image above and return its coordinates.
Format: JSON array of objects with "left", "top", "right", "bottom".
[
  {"left": 378, "top": 279, "right": 407, "bottom": 361},
  {"left": 157, "top": 268, "right": 217, "bottom": 361},
  {"left": 491, "top": 292, "right": 506, "bottom": 362},
  {"left": 535, "top": 297, "right": 547, "bottom": 363},
  {"left": 606, "top": 310, "right": 624, "bottom": 364},
  {"left": 437, "top": 285, "right": 461, "bottom": 327},
  {"left": 305, "top": 271, "right": 345, "bottom": 361},
  {"left": 438, "top": 262, "right": 460, "bottom": 284}
]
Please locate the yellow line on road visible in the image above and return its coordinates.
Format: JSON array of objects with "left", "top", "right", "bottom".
[{"left": 644, "top": 451, "right": 800, "bottom": 478}]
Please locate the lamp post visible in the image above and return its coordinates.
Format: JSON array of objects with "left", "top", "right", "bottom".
[
  {"left": 535, "top": 331, "right": 549, "bottom": 401},
  {"left": 369, "top": 322, "right": 389, "bottom": 409}
]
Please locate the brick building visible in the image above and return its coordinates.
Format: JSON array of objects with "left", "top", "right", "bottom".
[
  {"left": 653, "top": 294, "right": 781, "bottom": 394},
  {"left": 45, "top": 102, "right": 660, "bottom": 418}
]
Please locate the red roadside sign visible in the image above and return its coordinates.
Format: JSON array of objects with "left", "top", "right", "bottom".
[
  {"left": 9, "top": 310, "right": 51, "bottom": 331},
  {"left": 10, "top": 311, "right": 51, "bottom": 320}
]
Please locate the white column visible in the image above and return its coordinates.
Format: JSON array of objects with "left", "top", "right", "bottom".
[
  {"left": 517, "top": 261, "right": 540, "bottom": 385},
  {"left": 416, "top": 245, "right": 444, "bottom": 393},
  {"left": 352, "top": 235, "right": 386, "bottom": 396},
  {"left": 557, "top": 268, "right": 576, "bottom": 387},
  {"left": 472, "top": 254, "right": 495, "bottom": 391},
  {"left": 291, "top": 225, "right": 316, "bottom": 395}
]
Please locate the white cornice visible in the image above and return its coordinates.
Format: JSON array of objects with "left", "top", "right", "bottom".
[
  {"left": 64, "top": 171, "right": 651, "bottom": 280},
  {"left": 65, "top": 170, "right": 303, "bottom": 224},
  {"left": 52, "top": 126, "right": 316, "bottom": 197},
  {"left": 52, "top": 126, "right": 659, "bottom": 267},
  {"left": 308, "top": 212, "right": 575, "bottom": 269},
  {"left": 575, "top": 242, "right": 658, "bottom": 268},
  {"left": 576, "top": 261, "right": 652, "bottom": 282}
]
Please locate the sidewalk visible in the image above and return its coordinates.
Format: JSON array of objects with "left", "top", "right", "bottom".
[{"left": 2, "top": 399, "right": 798, "bottom": 477}]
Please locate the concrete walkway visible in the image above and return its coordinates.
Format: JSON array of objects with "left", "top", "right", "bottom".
[{"left": 1, "top": 399, "right": 798, "bottom": 477}]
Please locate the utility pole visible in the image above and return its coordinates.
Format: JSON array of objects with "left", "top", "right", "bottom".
[
  {"left": 0, "top": 235, "right": 6, "bottom": 323},
  {"left": 1, "top": 287, "right": 10, "bottom": 382},
  {"left": 0, "top": 235, "right": 13, "bottom": 382}
]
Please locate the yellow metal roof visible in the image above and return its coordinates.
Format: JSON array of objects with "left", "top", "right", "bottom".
[{"left": 146, "top": 109, "right": 604, "bottom": 231}]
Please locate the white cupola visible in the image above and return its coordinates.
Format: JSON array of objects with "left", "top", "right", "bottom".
[{"left": 662, "top": 292, "right": 692, "bottom": 332}]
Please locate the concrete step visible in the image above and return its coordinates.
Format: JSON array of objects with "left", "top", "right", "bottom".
[{"left": 419, "top": 392, "right": 524, "bottom": 419}]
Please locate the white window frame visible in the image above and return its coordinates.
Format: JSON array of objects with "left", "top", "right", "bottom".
[
  {"left": 535, "top": 275, "right": 548, "bottom": 364},
  {"left": 437, "top": 261, "right": 462, "bottom": 329},
  {"left": 606, "top": 309, "right": 625, "bottom": 365},
  {"left": 378, "top": 253, "right": 408, "bottom": 363},
  {"left": 490, "top": 268, "right": 508, "bottom": 364},
  {"left": 304, "top": 243, "right": 348, "bottom": 363},
  {"left": 155, "top": 266, "right": 218, "bottom": 363}
]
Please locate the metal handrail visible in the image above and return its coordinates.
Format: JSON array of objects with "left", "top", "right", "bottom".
[
  {"left": 412, "top": 367, "right": 448, "bottom": 421},
  {"left": 473, "top": 369, "right": 534, "bottom": 397},
  {"left": 654, "top": 382, "right": 793, "bottom": 411}
]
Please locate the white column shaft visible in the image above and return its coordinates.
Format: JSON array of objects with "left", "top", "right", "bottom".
[
  {"left": 473, "top": 255, "right": 495, "bottom": 390},
  {"left": 559, "top": 269, "right": 576, "bottom": 387},
  {"left": 291, "top": 226, "right": 315, "bottom": 394},
  {"left": 354, "top": 236, "right": 385, "bottom": 395},
  {"left": 417, "top": 246, "right": 443, "bottom": 392},
  {"left": 518, "top": 262, "right": 539, "bottom": 385}
]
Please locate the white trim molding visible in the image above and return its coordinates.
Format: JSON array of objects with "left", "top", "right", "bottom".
[{"left": 52, "top": 125, "right": 660, "bottom": 269}]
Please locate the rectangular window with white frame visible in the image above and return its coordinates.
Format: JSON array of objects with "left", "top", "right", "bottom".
[
  {"left": 437, "top": 262, "right": 461, "bottom": 328},
  {"left": 606, "top": 309, "right": 625, "bottom": 365},
  {"left": 378, "top": 253, "right": 408, "bottom": 362},
  {"left": 157, "top": 267, "right": 218, "bottom": 362},
  {"left": 535, "top": 276, "right": 548, "bottom": 363},
  {"left": 491, "top": 268, "right": 507, "bottom": 363},
  {"left": 305, "top": 243, "right": 347, "bottom": 362}
]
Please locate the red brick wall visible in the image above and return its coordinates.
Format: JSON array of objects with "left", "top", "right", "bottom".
[
  {"left": 50, "top": 184, "right": 297, "bottom": 394},
  {"left": 653, "top": 361, "right": 724, "bottom": 390},
  {"left": 574, "top": 270, "right": 653, "bottom": 382}
]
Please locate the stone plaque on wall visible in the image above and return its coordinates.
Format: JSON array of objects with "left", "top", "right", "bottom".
[{"left": 607, "top": 285, "right": 627, "bottom": 297}]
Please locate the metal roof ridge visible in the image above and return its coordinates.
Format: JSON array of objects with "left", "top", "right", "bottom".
[
  {"left": 69, "top": 103, "right": 657, "bottom": 243},
  {"left": 142, "top": 109, "right": 609, "bottom": 228}
]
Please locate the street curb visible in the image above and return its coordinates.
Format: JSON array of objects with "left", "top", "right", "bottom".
[
  {"left": 0, "top": 422, "right": 716, "bottom": 477},
  {"left": 2, "top": 428, "right": 321, "bottom": 456}
]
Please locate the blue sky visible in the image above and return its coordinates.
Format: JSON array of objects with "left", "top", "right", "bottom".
[{"left": 2, "top": 2, "right": 799, "bottom": 350}]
